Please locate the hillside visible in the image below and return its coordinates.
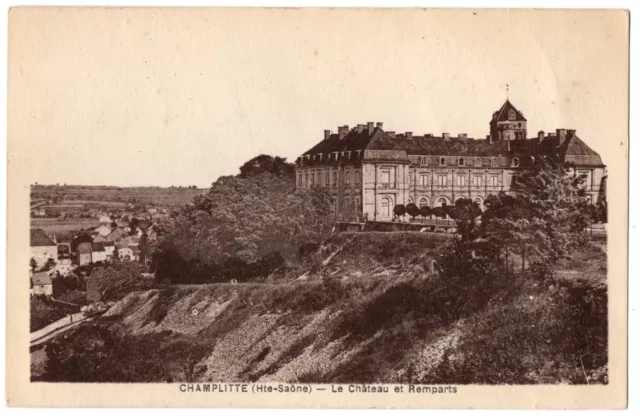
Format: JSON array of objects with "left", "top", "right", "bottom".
[{"left": 37, "top": 233, "right": 607, "bottom": 385}]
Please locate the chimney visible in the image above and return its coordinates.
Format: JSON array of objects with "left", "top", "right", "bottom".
[
  {"left": 486, "top": 134, "right": 492, "bottom": 144},
  {"left": 387, "top": 131, "right": 396, "bottom": 138},
  {"left": 376, "top": 122, "right": 383, "bottom": 129},
  {"left": 443, "top": 133, "right": 450, "bottom": 140},
  {"left": 324, "top": 130, "right": 331, "bottom": 140},
  {"left": 537, "top": 130, "right": 544, "bottom": 143},
  {"left": 458, "top": 133, "right": 467, "bottom": 139},
  {"left": 338, "top": 125, "right": 349, "bottom": 140},
  {"left": 425, "top": 134, "right": 433, "bottom": 139},
  {"left": 367, "top": 122, "right": 374, "bottom": 135},
  {"left": 556, "top": 128, "right": 567, "bottom": 146},
  {"left": 406, "top": 132, "right": 413, "bottom": 140},
  {"left": 357, "top": 124, "right": 365, "bottom": 134},
  {"left": 567, "top": 129, "right": 576, "bottom": 138}
]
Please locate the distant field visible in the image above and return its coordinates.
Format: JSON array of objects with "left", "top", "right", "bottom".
[
  {"left": 31, "top": 185, "right": 206, "bottom": 207},
  {"left": 31, "top": 218, "right": 99, "bottom": 233}
]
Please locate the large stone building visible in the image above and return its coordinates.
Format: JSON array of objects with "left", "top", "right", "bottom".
[{"left": 295, "top": 100, "right": 606, "bottom": 222}]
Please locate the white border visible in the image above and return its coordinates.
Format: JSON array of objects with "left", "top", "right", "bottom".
[{"left": 1, "top": 0, "right": 636, "bottom": 417}]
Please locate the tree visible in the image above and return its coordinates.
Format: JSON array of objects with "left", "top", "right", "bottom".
[
  {"left": 432, "top": 207, "right": 444, "bottom": 219},
  {"left": 419, "top": 206, "right": 432, "bottom": 219},
  {"left": 112, "top": 247, "right": 120, "bottom": 261},
  {"left": 481, "top": 157, "right": 591, "bottom": 277},
  {"left": 30, "top": 257, "right": 38, "bottom": 272},
  {"left": 393, "top": 204, "right": 406, "bottom": 220},
  {"left": 406, "top": 203, "right": 419, "bottom": 220},
  {"left": 238, "top": 155, "right": 295, "bottom": 178},
  {"left": 139, "top": 232, "right": 149, "bottom": 265},
  {"left": 44, "top": 257, "right": 57, "bottom": 271}
]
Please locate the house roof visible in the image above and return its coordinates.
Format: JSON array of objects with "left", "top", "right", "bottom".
[
  {"left": 90, "top": 242, "right": 106, "bottom": 252},
  {"left": 31, "top": 271, "right": 52, "bottom": 286},
  {"left": 102, "top": 241, "right": 115, "bottom": 247},
  {"left": 491, "top": 100, "right": 527, "bottom": 122},
  {"left": 297, "top": 119, "right": 603, "bottom": 168},
  {"left": 77, "top": 242, "right": 93, "bottom": 254},
  {"left": 30, "top": 229, "right": 56, "bottom": 247}
]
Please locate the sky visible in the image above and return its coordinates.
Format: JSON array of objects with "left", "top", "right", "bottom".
[{"left": 8, "top": 8, "right": 628, "bottom": 188}]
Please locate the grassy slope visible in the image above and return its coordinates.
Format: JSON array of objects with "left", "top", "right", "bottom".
[{"left": 39, "top": 234, "right": 607, "bottom": 384}]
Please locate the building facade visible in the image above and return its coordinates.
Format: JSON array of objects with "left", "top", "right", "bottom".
[
  {"left": 295, "top": 100, "right": 606, "bottom": 222},
  {"left": 30, "top": 229, "right": 59, "bottom": 268}
]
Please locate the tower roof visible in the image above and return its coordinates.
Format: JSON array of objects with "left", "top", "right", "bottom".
[{"left": 491, "top": 99, "right": 527, "bottom": 122}]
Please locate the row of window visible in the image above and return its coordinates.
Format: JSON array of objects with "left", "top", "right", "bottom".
[
  {"left": 411, "top": 174, "right": 501, "bottom": 187},
  {"left": 298, "top": 169, "right": 361, "bottom": 187},
  {"left": 418, "top": 156, "right": 520, "bottom": 168}
]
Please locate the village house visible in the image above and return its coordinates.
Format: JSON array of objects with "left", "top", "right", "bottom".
[
  {"left": 295, "top": 100, "right": 606, "bottom": 221},
  {"left": 76, "top": 242, "right": 93, "bottom": 266},
  {"left": 102, "top": 241, "right": 115, "bottom": 259},
  {"left": 30, "top": 270, "right": 53, "bottom": 296},
  {"left": 30, "top": 228, "right": 58, "bottom": 269},
  {"left": 115, "top": 243, "right": 135, "bottom": 261},
  {"left": 90, "top": 242, "right": 108, "bottom": 263}
]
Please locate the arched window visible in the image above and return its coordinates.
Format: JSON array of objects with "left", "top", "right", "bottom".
[
  {"left": 437, "top": 197, "right": 449, "bottom": 207},
  {"left": 407, "top": 196, "right": 414, "bottom": 204},
  {"left": 440, "top": 157, "right": 446, "bottom": 166},
  {"left": 419, "top": 197, "right": 429, "bottom": 208},
  {"left": 512, "top": 158, "right": 520, "bottom": 168},
  {"left": 458, "top": 157, "right": 465, "bottom": 166}
]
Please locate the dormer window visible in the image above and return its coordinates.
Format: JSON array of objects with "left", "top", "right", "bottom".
[
  {"left": 508, "top": 109, "right": 516, "bottom": 121},
  {"left": 317, "top": 153, "right": 322, "bottom": 160},
  {"left": 420, "top": 156, "right": 428, "bottom": 165},
  {"left": 512, "top": 157, "right": 520, "bottom": 168},
  {"left": 439, "top": 157, "right": 446, "bottom": 166},
  {"left": 458, "top": 157, "right": 465, "bottom": 166},
  {"left": 475, "top": 158, "right": 482, "bottom": 167},
  {"left": 333, "top": 152, "right": 339, "bottom": 160},
  {"left": 491, "top": 158, "right": 497, "bottom": 167},
  {"left": 346, "top": 151, "right": 351, "bottom": 159}
]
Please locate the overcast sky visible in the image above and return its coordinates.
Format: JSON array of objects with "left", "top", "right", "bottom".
[{"left": 8, "top": 8, "right": 628, "bottom": 187}]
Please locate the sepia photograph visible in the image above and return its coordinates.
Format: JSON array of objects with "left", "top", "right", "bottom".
[{"left": 6, "top": 6, "right": 629, "bottom": 408}]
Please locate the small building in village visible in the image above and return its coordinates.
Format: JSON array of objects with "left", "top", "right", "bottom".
[
  {"left": 30, "top": 228, "right": 58, "bottom": 269},
  {"left": 30, "top": 270, "right": 53, "bottom": 296}
]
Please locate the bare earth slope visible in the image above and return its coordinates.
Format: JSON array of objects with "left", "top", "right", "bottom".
[{"left": 38, "top": 234, "right": 607, "bottom": 385}]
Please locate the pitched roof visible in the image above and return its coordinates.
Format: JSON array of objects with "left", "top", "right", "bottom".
[
  {"left": 30, "top": 229, "right": 56, "bottom": 247},
  {"left": 90, "top": 242, "right": 106, "bottom": 252},
  {"left": 77, "top": 242, "right": 93, "bottom": 254},
  {"left": 491, "top": 100, "right": 527, "bottom": 122},
  {"left": 31, "top": 271, "right": 52, "bottom": 286}
]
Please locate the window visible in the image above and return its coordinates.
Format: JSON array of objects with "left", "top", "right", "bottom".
[
  {"left": 355, "top": 170, "right": 361, "bottom": 184},
  {"left": 345, "top": 169, "right": 351, "bottom": 184},
  {"left": 420, "top": 156, "right": 428, "bottom": 165},
  {"left": 381, "top": 197, "right": 391, "bottom": 217},
  {"left": 298, "top": 174, "right": 303, "bottom": 186},
  {"left": 408, "top": 197, "right": 414, "bottom": 204},
  {"left": 508, "top": 109, "right": 516, "bottom": 120},
  {"left": 332, "top": 172, "right": 337, "bottom": 185},
  {"left": 474, "top": 175, "right": 482, "bottom": 187},
  {"left": 380, "top": 170, "right": 391, "bottom": 185},
  {"left": 310, "top": 173, "right": 314, "bottom": 185},
  {"left": 511, "top": 158, "right": 520, "bottom": 168},
  {"left": 325, "top": 172, "right": 330, "bottom": 185},
  {"left": 511, "top": 176, "right": 520, "bottom": 186},
  {"left": 440, "top": 157, "right": 446, "bottom": 166},
  {"left": 458, "top": 157, "right": 465, "bottom": 166},
  {"left": 491, "top": 158, "right": 497, "bottom": 167},
  {"left": 410, "top": 172, "right": 415, "bottom": 185},
  {"left": 490, "top": 176, "right": 498, "bottom": 187},
  {"left": 475, "top": 158, "right": 482, "bottom": 167},
  {"left": 419, "top": 197, "right": 429, "bottom": 208},
  {"left": 457, "top": 175, "right": 466, "bottom": 186},
  {"left": 419, "top": 174, "right": 429, "bottom": 186},
  {"left": 438, "top": 175, "right": 447, "bottom": 186},
  {"left": 305, "top": 173, "right": 309, "bottom": 185}
]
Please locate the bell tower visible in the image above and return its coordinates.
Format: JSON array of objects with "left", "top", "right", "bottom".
[{"left": 489, "top": 97, "right": 527, "bottom": 143}]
